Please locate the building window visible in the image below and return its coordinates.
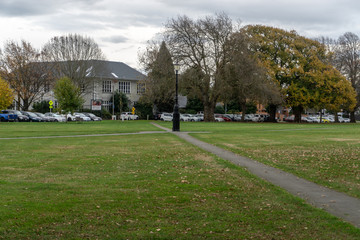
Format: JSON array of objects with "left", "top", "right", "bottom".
[
  {"left": 102, "top": 100, "right": 112, "bottom": 111},
  {"left": 137, "top": 83, "right": 145, "bottom": 94},
  {"left": 102, "top": 80, "right": 112, "bottom": 93},
  {"left": 119, "top": 81, "right": 130, "bottom": 94}
]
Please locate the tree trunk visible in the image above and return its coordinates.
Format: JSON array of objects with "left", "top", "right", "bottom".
[
  {"left": 268, "top": 104, "right": 277, "bottom": 122},
  {"left": 350, "top": 111, "right": 356, "bottom": 123},
  {"left": 203, "top": 102, "right": 215, "bottom": 122},
  {"left": 23, "top": 99, "right": 30, "bottom": 111},
  {"left": 334, "top": 113, "right": 339, "bottom": 123},
  {"left": 293, "top": 106, "right": 303, "bottom": 123}
]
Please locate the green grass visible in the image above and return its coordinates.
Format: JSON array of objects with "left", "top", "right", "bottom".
[
  {"left": 158, "top": 121, "right": 360, "bottom": 198},
  {"left": 0, "top": 120, "right": 161, "bottom": 138},
  {"left": 0, "top": 121, "right": 359, "bottom": 239}
]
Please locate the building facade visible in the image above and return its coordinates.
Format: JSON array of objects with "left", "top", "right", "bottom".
[{"left": 40, "top": 60, "right": 146, "bottom": 111}]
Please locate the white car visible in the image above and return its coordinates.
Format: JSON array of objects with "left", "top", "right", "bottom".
[
  {"left": 160, "top": 113, "right": 173, "bottom": 121},
  {"left": 338, "top": 117, "right": 350, "bottom": 123},
  {"left": 189, "top": 114, "right": 202, "bottom": 122},
  {"left": 121, "top": 112, "right": 139, "bottom": 120},
  {"left": 194, "top": 114, "right": 204, "bottom": 121},
  {"left": 45, "top": 112, "right": 66, "bottom": 122},
  {"left": 180, "top": 114, "right": 191, "bottom": 121},
  {"left": 74, "top": 112, "right": 92, "bottom": 121}
]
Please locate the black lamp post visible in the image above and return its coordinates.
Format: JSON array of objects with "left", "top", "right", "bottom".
[{"left": 172, "top": 63, "right": 180, "bottom": 131}]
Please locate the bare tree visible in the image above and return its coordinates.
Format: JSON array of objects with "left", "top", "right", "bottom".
[
  {"left": 334, "top": 32, "right": 360, "bottom": 122},
  {"left": 42, "top": 34, "right": 106, "bottom": 94},
  {"left": 0, "top": 40, "right": 54, "bottom": 110},
  {"left": 165, "top": 13, "right": 235, "bottom": 121}
]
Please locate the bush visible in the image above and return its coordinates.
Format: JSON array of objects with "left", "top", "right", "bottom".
[
  {"left": 134, "top": 102, "right": 153, "bottom": 120},
  {"left": 32, "top": 100, "right": 51, "bottom": 113},
  {"left": 214, "top": 105, "right": 225, "bottom": 114}
]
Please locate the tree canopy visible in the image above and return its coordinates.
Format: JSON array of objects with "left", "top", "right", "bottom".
[
  {"left": 53, "top": 77, "right": 84, "bottom": 114},
  {"left": 140, "top": 41, "right": 175, "bottom": 113},
  {"left": 0, "top": 40, "right": 53, "bottom": 110},
  {"left": 242, "top": 25, "right": 356, "bottom": 122},
  {"left": 0, "top": 76, "right": 14, "bottom": 110}
]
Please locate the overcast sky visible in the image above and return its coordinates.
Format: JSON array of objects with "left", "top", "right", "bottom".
[{"left": 0, "top": 0, "right": 359, "bottom": 69}]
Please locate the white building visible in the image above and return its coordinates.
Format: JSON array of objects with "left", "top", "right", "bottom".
[{"left": 41, "top": 60, "right": 146, "bottom": 111}]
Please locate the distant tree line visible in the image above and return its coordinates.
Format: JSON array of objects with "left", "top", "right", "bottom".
[{"left": 139, "top": 13, "right": 359, "bottom": 123}]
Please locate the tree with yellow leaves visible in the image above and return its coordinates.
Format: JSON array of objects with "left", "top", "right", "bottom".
[
  {"left": 242, "top": 25, "right": 356, "bottom": 122},
  {"left": 0, "top": 77, "right": 14, "bottom": 110}
]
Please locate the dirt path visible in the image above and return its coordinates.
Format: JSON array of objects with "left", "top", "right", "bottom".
[{"left": 151, "top": 123, "right": 360, "bottom": 228}]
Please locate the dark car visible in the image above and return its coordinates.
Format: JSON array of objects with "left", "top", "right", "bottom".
[
  {"left": 21, "top": 111, "right": 42, "bottom": 122},
  {"left": 2, "top": 110, "right": 29, "bottom": 122}
]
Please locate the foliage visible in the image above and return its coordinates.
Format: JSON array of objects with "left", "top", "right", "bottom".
[
  {"left": 0, "top": 77, "right": 14, "bottom": 110},
  {"left": 242, "top": 25, "right": 356, "bottom": 122},
  {"left": 134, "top": 101, "right": 153, "bottom": 119},
  {"left": 214, "top": 105, "right": 225, "bottom": 114},
  {"left": 185, "top": 97, "right": 204, "bottom": 113},
  {"left": 0, "top": 40, "right": 53, "bottom": 110},
  {"left": 100, "top": 108, "right": 112, "bottom": 120},
  {"left": 140, "top": 41, "right": 175, "bottom": 113},
  {"left": 53, "top": 77, "right": 84, "bottom": 113},
  {"left": 111, "top": 91, "right": 130, "bottom": 114},
  {"left": 223, "top": 31, "right": 282, "bottom": 121},
  {"left": 32, "top": 100, "right": 51, "bottom": 113},
  {"left": 165, "top": 13, "right": 235, "bottom": 121}
]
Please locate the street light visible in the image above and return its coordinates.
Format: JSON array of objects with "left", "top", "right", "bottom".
[{"left": 172, "top": 63, "right": 180, "bottom": 131}]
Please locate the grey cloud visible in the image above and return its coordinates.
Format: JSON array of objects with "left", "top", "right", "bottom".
[{"left": 102, "top": 35, "right": 129, "bottom": 43}]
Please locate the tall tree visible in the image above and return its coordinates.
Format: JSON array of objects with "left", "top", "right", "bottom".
[
  {"left": 224, "top": 31, "right": 282, "bottom": 121},
  {"left": 0, "top": 76, "right": 14, "bottom": 110},
  {"left": 0, "top": 40, "right": 53, "bottom": 110},
  {"left": 334, "top": 32, "right": 360, "bottom": 122},
  {"left": 242, "top": 25, "right": 350, "bottom": 122},
  {"left": 42, "top": 34, "right": 106, "bottom": 94},
  {"left": 165, "top": 13, "right": 234, "bottom": 121},
  {"left": 140, "top": 41, "right": 175, "bottom": 113},
  {"left": 53, "top": 77, "right": 84, "bottom": 114}
]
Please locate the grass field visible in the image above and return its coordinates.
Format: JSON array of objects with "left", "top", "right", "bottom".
[
  {"left": 0, "top": 121, "right": 359, "bottom": 239},
  {"left": 157, "top": 122, "right": 360, "bottom": 199}
]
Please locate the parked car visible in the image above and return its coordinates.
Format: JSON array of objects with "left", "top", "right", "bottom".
[
  {"left": 33, "top": 112, "right": 51, "bottom": 122},
  {"left": 284, "top": 115, "right": 295, "bottom": 122},
  {"left": 194, "top": 114, "right": 204, "bottom": 121},
  {"left": 0, "top": 110, "right": 18, "bottom": 122},
  {"left": 338, "top": 117, "right": 350, "bottom": 123},
  {"left": 74, "top": 112, "right": 91, "bottom": 121},
  {"left": 65, "top": 113, "right": 76, "bottom": 121},
  {"left": 45, "top": 112, "right": 66, "bottom": 122},
  {"left": 2, "top": 110, "right": 28, "bottom": 122},
  {"left": 214, "top": 114, "right": 224, "bottom": 122},
  {"left": 83, "top": 112, "right": 102, "bottom": 121},
  {"left": 180, "top": 114, "right": 191, "bottom": 121},
  {"left": 188, "top": 114, "right": 202, "bottom": 122},
  {"left": 120, "top": 112, "right": 139, "bottom": 120},
  {"left": 21, "top": 111, "right": 42, "bottom": 122},
  {"left": 160, "top": 113, "right": 173, "bottom": 121}
]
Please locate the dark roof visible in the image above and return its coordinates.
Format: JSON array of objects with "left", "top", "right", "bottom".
[{"left": 90, "top": 60, "right": 145, "bottom": 81}]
